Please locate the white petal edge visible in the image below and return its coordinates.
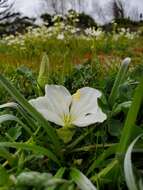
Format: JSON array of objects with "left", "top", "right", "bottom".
[
  {"left": 29, "top": 96, "right": 64, "bottom": 126},
  {"left": 0, "top": 102, "right": 18, "bottom": 109},
  {"left": 70, "top": 87, "right": 102, "bottom": 119},
  {"left": 73, "top": 107, "right": 107, "bottom": 127},
  {"left": 45, "top": 85, "right": 72, "bottom": 117}
]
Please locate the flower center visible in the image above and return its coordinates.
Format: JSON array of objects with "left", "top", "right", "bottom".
[
  {"left": 63, "top": 114, "right": 72, "bottom": 126},
  {"left": 72, "top": 90, "right": 81, "bottom": 101}
]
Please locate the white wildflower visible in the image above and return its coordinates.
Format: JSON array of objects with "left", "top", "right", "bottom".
[{"left": 29, "top": 85, "right": 107, "bottom": 127}]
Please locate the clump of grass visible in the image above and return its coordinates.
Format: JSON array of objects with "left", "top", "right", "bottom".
[{"left": 0, "top": 22, "right": 142, "bottom": 190}]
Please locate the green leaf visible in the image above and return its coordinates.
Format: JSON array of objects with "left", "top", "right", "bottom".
[
  {"left": 17, "top": 65, "right": 34, "bottom": 79},
  {"left": 48, "top": 167, "right": 66, "bottom": 190},
  {"left": 7, "top": 126, "right": 22, "bottom": 141},
  {"left": 17, "top": 171, "right": 52, "bottom": 187},
  {"left": 139, "top": 179, "right": 143, "bottom": 190},
  {"left": 0, "top": 102, "right": 37, "bottom": 131},
  {"left": 0, "top": 114, "right": 18, "bottom": 123},
  {"left": 0, "top": 102, "right": 18, "bottom": 109},
  {"left": 0, "top": 114, "right": 32, "bottom": 136},
  {"left": 124, "top": 134, "right": 143, "bottom": 190},
  {"left": 91, "top": 159, "right": 119, "bottom": 183},
  {"left": 54, "top": 167, "right": 66, "bottom": 178},
  {"left": 87, "top": 144, "right": 117, "bottom": 175},
  {"left": 0, "top": 148, "right": 14, "bottom": 166},
  {"left": 108, "top": 119, "right": 122, "bottom": 137},
  {"left": 70, "top": 168, "right": 97, "bottom": 190},
  {"left": 117, "top": 76, "right": 143, "bottom": 154},
  {"left": 112, "top": 101, "right": 131, "bottom": 116},
  {"left": 0, "top": 75, "right": 61, "bottom": 153},
  {"left": 0, "top": 165, "right": 9, "bottom": 186},
  {"left": 109, "top": 57, "right": 131, "bottom": 106},
  {"left": 0, "top": 142, "right": 60, "bottom": 166},
  {"left": 17, "top": 171, "right": 68, "bottom": 189}
]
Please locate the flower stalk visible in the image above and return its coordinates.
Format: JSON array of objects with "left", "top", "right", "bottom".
[
  {"left": 109, "top": 57, "right": 131, "bottom": 106},
  {"left": 117, "top": 76, "right": 143, "bottom": 155},
  {"left": 37, "top": 53, "right": 50, "bottom": 93}
]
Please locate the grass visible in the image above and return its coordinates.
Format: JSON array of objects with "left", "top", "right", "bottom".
[
  {"left": 0, "top": 28, "right": 143, "bottom": 77},
  {"left": 0, "top": 24, "right": 143, "bottom": 190}
]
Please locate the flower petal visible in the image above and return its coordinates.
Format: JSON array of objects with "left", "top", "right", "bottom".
[
  {"left": 29, "top": 85, "right": 72, "bottom": 126},
  {"left": 29, "top": 97, "right": 64, "bottom": 126},
  {"left": 72, "top": 107, "right": 107, "bottom": 127},
  {"left": 45, "top": 85, "right": 72, "bottom": 116},
  {"left": 70, "top": 87, "right": 101, "bottom": 117},
  {"left": 70, "top": 87, "right": 106, "bottom": 127}
]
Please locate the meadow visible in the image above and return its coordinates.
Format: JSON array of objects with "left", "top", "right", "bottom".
[{"left": 0, "top": 17, "right": 143, "bottom": 190}]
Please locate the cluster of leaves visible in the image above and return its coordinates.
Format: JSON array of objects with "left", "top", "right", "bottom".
[{"left": 0, "top": 55, "right": 143, "bottom": 189}]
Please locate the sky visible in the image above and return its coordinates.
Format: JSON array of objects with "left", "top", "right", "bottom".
[{"left": 9, "top": 0, "right": 143, "bottom": 23}]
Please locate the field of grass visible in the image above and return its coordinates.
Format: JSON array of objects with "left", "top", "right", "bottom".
[{"left": 0, "top": 22, "right": 143, "bottom": 190}]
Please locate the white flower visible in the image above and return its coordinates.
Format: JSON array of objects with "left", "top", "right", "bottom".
[
  {"left": 84, "top": 28, "right": 103, "bottom": 38},
  {"left": 57, "top": 33, "right": 64, "bottom": 40},
  {"left": 29, "top": 85, "right": 107, "bottom": 127}
]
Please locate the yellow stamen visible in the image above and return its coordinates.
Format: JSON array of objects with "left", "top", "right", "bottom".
[
  {"left": 63, "top": 114, "right": 72, "bottom": 126},
  {"left": 72, "top": 90, "right": 81, "bottom": 101}
]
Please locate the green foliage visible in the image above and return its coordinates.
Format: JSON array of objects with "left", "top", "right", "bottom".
[
  {"left": 0, "top": 21, "right": 143, "bottom": 190},
  {"left": 124, "top": 134, "right": 143, "bottom": 190}
]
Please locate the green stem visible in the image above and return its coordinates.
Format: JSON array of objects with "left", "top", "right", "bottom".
[
  {"left": 70, "top": 143, "right": 116, "bottom": 153},
  {"left": 67, "top": 128, "right": 94, "bottom": 150},
  {"left": 117, "top": 76, "right": 143, "bottom": 155},
  {"left": 0, "top": 75, "right": 62, "bottom": 156},
  {"left": 91, "top": 159, "right": 118, "bottom": 182},
  {"left": 109, "top": 58, "right": 131, "bottom": 106}
]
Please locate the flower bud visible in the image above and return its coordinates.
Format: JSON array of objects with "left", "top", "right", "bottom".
[
  {"left": 122, "top": 57, "right": 131, "bottom": 66},
  {"left": 37, "top": 53, "right": 50, "bottom": 90}
]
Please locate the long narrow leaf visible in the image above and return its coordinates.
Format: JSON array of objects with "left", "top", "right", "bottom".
[
  {"left": 0, "top": 114, "right": 32, "bottom": 136},
  {"left": 0, "top": 102, "right": 37, "bottom": 131},
  {"left": 0, "top": 102, "right": 18, "bottom": 109},
  {"left": 95, "top": 77, "right": 143, "bottom": 183},
  {"left": 117, "top": 76, "right": 143, "bottom": 154},
  {"left": 91, "top": 159, "right": 118, "bottom": 182},
  {"left": 124, "top": 134, "right": 143, "bottom": 190},
  {"left": 48, "top": 167, "right": 66, "bottom": 190},
  {"left": 0, "top": 75, "right": 61, "bottom": 152},
  {"left": 109, "top": 57, "right": 131, "bottom": 106},
  {"left": 0, "top": 148, "right": 14, "bottom": 166},
  {"left": 87, "top": 144, "right": 117, "bottom": 175},
  {"left": 54, "top": 167, "right": 66, "bottom": 178},
  {"left": 0, "top": 142, "right": 60, "bottom": 166},
  {"left": 70, "top": 168, "right": 97, "bottom": 190}
]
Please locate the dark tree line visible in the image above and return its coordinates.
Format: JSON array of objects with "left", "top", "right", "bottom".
[
  {"left": 0, "top": 0, "right": 142, "bottom": 36},
  {"left": 0, "top": 0, "right": 35, "bottom": 36},
  {"left": 0, "top": 0, "right": 19, "bottom": 22},
  {"left": 112, "top": 0, "right": 143, "bottom": 21},
  {"left": 112, "top": 0, "right": 125, "bottom": 19}
]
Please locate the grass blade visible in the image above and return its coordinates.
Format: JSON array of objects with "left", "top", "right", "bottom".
[
  {"left": 87, "top": 144, "right": 117, "bottom": 175},
  {"left": 90, "top": 77, "right": 143, "bottom": 184},
  {"left": 0, "top": 114, "right": 33, "bottom": 136},
  {"left": 109, "top": 57, "right": 131, "bottom": 106},
  {"left": 0, "top": 102, "right": 18, "bottom": 109},
  {"left": 117, "top": 76, "right": 143, "bottom": 154},
  {"left": 124, "top": 134, "right": 143, "bottom": 190},
  {"left": 48, "top": 167, "right": 66, "bottom": 190},
  {"left": 91, "top": 159, "right": 118, "bottom": 182},
  {"left": 0, "top": 74, "right": 61, "bottom": 152},
  {"left": 0, "top": 148, "right": 14, "bottom": 166},
  {"left": 70, "top": 168, "right": 97, "bottom": 190},
  {"left": 0, "top": 142, "right": 61, "bottom": 166},
  {"left": 54, "top": 167, "right": 66, "bottom": 178}
]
